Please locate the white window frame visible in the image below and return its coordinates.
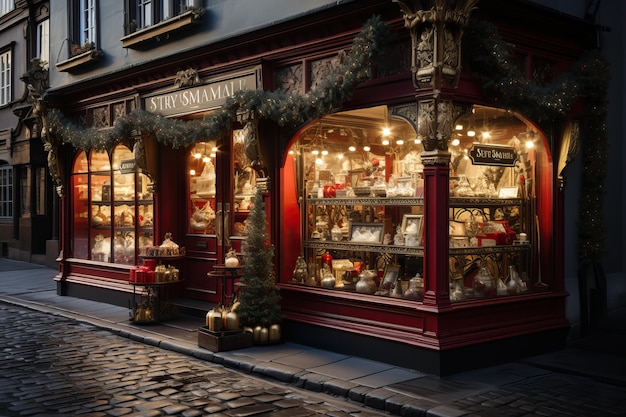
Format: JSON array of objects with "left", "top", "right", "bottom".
[
  {"left": 135, "top": 0, "right": 196, "bottom": 30},
  {"left": 36, "top": 19, "right": 49, "bottom": 68},
  {"left": 0, "top": 50, "right": 11, "bottom": 107},
  {"left": 0, "top": 165, "right": 13, "bottom": 219},
  {"left": 0, "top": 0, "right": 14, "bottom": 17},
  {"left": 80, "top": 0, "right": 96, "bottom": 45}
]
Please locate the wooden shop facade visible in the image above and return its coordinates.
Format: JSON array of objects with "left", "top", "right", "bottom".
[{"left": 44, "top": 0, "right": 598, "bottom": 375}]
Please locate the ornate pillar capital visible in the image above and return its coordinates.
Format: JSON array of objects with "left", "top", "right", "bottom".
[{"left": 394, "top": 0, "right": 479, "bottom": 90}]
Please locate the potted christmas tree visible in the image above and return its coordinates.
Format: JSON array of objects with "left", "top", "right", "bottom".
[{"left": 237, "top": 187, "right": 283, "bottom": 343}]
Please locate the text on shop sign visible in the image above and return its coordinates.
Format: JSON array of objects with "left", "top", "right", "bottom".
[
  {"left": 144, "top": 73, "right": 257, "bottom": 117},
  {"left": 469, "top": 144, "right": 518, "bottom": 167}
]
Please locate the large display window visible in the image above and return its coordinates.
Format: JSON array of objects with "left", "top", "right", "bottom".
[
  {"left": 70, "top": 145, "right": 154, "bottom": 265},
  {"left": 281, "top": 104, "right": 544, "bottom": 303}
]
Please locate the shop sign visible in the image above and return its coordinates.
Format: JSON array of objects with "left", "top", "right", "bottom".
[
  {"left": 468, "top": 144, "right": 518, "bottom": 167},
  {"left": 119, "top": 159, "right": 136, "bottom": 174},
  {"left": 144, "top": 72, "right": 258, "bottom": 117}
]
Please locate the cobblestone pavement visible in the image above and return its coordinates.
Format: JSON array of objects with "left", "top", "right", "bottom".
[{"left": 0, "top": 304, "right": 387, "bottom": 417}]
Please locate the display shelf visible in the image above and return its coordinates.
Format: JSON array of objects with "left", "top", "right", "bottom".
[
  {"left": 304, "top": 240, "right": 423, "bottom": 256},
  {"left": 308, "top": 196, "right": 424, "bottom": 206},
  {"left": 129, "top": 279, "right": 183, "bottom": 323}
]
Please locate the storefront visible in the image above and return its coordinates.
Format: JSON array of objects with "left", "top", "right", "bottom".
[{"left": 45, "top": 0, "right": 600, "bottom": 375}]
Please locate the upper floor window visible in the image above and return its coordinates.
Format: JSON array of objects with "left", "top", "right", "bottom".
[
  {"left": 36, "top": 19, "right": 49, "bottom": 68},
  {"left": 0, "top": 0, "right": 14, "bottom": 17},
  {"left": 71, "top": 0, "right": 97, "bottom": 54},
  {"left": 129, "top": 0, "right": 197, "bottom": 31},
  {"left": 0, "top": 50, "right": 11, "bottom": 106},
  {"left": 0, "top": 163, "right": 12, "bottom": 219}
]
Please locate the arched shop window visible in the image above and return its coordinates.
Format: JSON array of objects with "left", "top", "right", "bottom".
[
  {"left": 281, "top": 104, "right": 546, "bottom": 302},
  {"left": 70, "top": 145, "right": 154, "bottom": 265}
]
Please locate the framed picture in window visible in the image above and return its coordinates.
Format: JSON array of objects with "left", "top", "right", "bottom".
[
  {"left": 350, "top": 223, "right": 384, "bottom": 244},
  {"left": 379, "top": 264, "right": 400, "bottom": 291}
]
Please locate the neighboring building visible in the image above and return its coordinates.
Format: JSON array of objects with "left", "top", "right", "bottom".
[
  {"left": 0, "top": 0, "right": 56, "bottom": 266},
  {"left": 11, "top": 0, "right": 621, "bottom": 375}
]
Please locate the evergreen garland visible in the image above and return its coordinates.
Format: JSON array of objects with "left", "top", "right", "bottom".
[
  {"left": 47, "top": 15, "right": 392, "bottom": 151},
  {"left": 236, "top": 189, "right": 282, "bottom": 327},
  {"left": 464, "top": 20, "right": 609, "bottom": 263}
]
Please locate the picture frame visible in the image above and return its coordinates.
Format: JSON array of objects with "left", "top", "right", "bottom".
[
  {"left": 379, "top": 264, "right": 400, "bottom": 291},
  {"left": 349, "top": 223, "right": 385, "bottom": 244},
  {"left": 498, "top": 186, "right": 519, "bottom": 198},
  {"left": 401, "top": 214, "right": 424, "bottom": 236}
]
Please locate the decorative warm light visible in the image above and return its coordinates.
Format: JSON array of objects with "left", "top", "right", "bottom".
[
  {"left": 348, "top": 145, "right": 356, "bottom": 152},
  {"left": 363, "top": 145, "right": 371, "bottom": 152},
  {"left": 414, "top": 138, "right": 422, "bottom": 144},
  {"left": 210, "top": 153, "right": 216, "bottom": 158},
  {"left": 451, "top": 138, "right": 460, "bottom": 146},
  {"left": 202, "top": 156, "right": 210, "bottom": 163},
  {"left": 382, "top": 127, "right": 391, "bottom": 137},
  {"left": 321, "top": 150, "right": 329, "bottom": 156},
  {"left": 212, "top": 147, "right": 218, "bottom": 152},
  {"left": 337, "top": 153, "right": 344, "bottom": 159},
  {"left": 315, "top": 157, "right": 324, "bottom": 165},
  {"left": 525, "top": 140, "right": 535, "bottom": 149},
  {"left": 382, "top": 139, "right": 390, "bottom": 146},
  {"left": 289, "top": 149, "right": 295, "bottom": 155},
  {"left": 189, "top": 169, "right": 196, "bottom": 175},
  {"left": 455, "top": 124, "right": 463, "bottom": 130},
  {"left": 467, "top": 129, "right": 476, "bottom": 137},
  {"left": 312, "top": 149, "right": 319, "bottom": 155},
  {"left": 481, "top": 131, "right": 491, "bottom": 140},
  {"left": 194, "top": 152, "right": 202, "bottom": 159},
  {"left": 396, "top": 139, "right": 404, "bottom": 145}
]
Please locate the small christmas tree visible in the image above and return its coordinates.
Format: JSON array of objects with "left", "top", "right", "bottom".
[{"left": 237, "top": 187, "right": 282, "bottom": 327}]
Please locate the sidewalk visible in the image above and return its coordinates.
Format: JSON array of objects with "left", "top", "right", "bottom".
[{"left": 1, "top": 258, "right": 626, "bottom": 416}]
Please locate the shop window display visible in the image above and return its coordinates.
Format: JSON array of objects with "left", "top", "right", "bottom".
[
  {"left": 187, "top": 141, "right": 218, "bottom": 235},
  {"left": 285, "top": 104, "right": 538, "bottom": 302},
  {"left": 71, "top": 145, "right": 154, "bottom": 265}
]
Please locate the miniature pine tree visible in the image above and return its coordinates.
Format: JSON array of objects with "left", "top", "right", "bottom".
[{"left": 236, "top": 188, "right": 282, "bottom": 327}]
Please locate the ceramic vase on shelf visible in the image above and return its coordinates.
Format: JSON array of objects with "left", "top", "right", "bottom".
[{"left": 356, "top": 270, "right": 377, "bottom": 294}]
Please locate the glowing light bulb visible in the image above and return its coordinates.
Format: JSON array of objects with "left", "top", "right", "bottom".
[
  {"left": 363, "top": 145, "right": 371, "bottom": 152},
  {"left": 348, "top": 145, "right": 356, "bottom": 152},
  {"left": 525, "top": 140, "right": 534, "bottom": 149},
  {"left": 382, "top": 139, "right": 390, "bottom": 146},
  {"left": 321, "top": 150, "right": 329, "bottom": 156},
  {"left": 467, "top": 130, "right": 476, "bottom": 137},
  {"left": 382, "top": 127, "right": 391, "bottom": 136},
  {"left": 396, "top": 139, "right": 404, "bottom": 145},
  {"left": 312, "top": 149, "right": 319, "bottom": 155},
  {"left": 194, "top": 152, "right": 202, "bottom": 159},
  {"left": 189, "top": 169, "right": 196, "bottom": 175},
  {"left": 451, "top": 138, "right": 460, "bottom": 146}
]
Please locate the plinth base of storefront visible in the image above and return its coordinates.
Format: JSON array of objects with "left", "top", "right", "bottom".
[{"left": 283, "top": 320, "right": 569, "bottom": 377}]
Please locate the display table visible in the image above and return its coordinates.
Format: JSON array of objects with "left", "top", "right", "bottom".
[
  {"left": 206, "top": 265, "right": 243, "bottom": 307},
  {"left": 130, "top": 255, "right": 184, "bottom": 323},
  {"left": 129, "top": 280, "right": 183, "bottom": 323},
  {"left": 199, "top": 264, "right": 251, "bottom": 352}
]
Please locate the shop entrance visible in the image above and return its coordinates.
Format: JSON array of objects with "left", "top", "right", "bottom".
[{"left": 182, "top": 128, "right": 257, "bottom": 303}]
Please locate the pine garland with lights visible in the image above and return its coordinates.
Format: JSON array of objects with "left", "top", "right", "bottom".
[
  {"left": 465, "top": 20, "right": 609, "bottom": 263},
  {"left": 236, "top": 189, "right": 282, "bottom": 328},
  {"left": 47, "top": 15, "right": 392, "bottom": 151}
]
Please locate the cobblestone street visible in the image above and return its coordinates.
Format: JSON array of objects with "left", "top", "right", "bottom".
[{"left": 0, "top": 304, "right": 386, "bottom": 417}]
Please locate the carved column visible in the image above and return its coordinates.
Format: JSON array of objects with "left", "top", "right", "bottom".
[{"left": 395, "top": 0, "right": 478, "bottom": 308}]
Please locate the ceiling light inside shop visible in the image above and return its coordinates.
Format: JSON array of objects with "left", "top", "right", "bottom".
[
  {"left": 382, "top": 126, "right": 391, "bottom": 137},
  {"left": 414, "top": 137, "right": 422, "bottom": 144},
  {"left": 194, "top": 152, "right": 202, "bottom": 159},
  {"left": 363, "top": 145, "right": 371, "bottom": 152},
  {"left": 321, "top": 150, "right": 329, "bottom": 156},
  {"left": 189, "top": 169, "right": 196, "bottom": 175},
  {"left": 315, "top": 157, "right": 323, "bottom": 165},
  {"left": 481, "top": 131, "right": 491, "bottom": 140},
  {"left": 382, "top": 139, "right": 390, "bottom": 146},
  {"left": 455, "top": 124, "right": 463, "bottom": 130},
  {"left": 451, "top": 138, "right": 460, "bottom": 146},
  {"left": 396, "top": 139, "right": 404, "bottom": 145},
  {"left": 202, "top": 156, "right": 210, "bottom": 163},
  {"left": 348, "top": 145, "right": 356, "bottom": 152}
]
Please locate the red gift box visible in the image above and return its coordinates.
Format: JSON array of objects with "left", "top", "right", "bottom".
[{"left": 479, "top": 221, "right": 516, "bottom": 245}]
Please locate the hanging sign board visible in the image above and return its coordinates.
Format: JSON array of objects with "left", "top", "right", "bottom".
[
  {"left": 468, "top": 144, "right": 519, "bottom": 167},
  {"left": 119, "top": 159, "right": 137, "bottom": 174}
]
